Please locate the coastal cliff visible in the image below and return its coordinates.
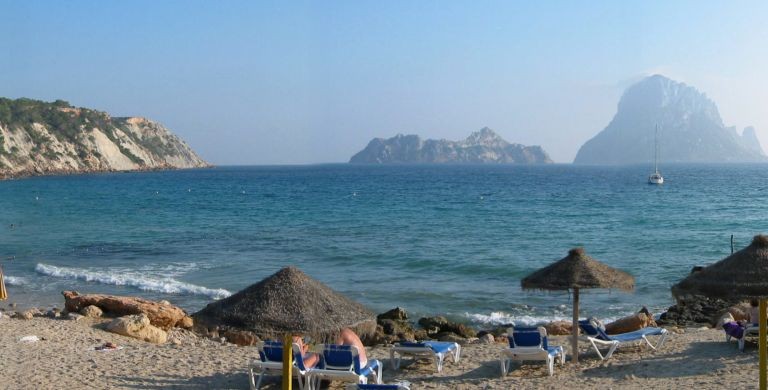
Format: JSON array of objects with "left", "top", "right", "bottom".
[
  {"left": 0, "top": 98, "right": 209, "bottom": 179},
  {"left": 574, "top": 75, "right": 766, "bottom": 164},
  {"left": 350, "top": 127, "right": 553, "bottom": 164}
]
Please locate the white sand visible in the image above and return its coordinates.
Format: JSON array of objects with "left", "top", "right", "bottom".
[{"left": 0, "top": 316, "right": 762, "bottom": 389}]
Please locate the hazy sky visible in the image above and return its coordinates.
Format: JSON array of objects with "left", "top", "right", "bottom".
[{"left": 1, "top": 1, "right": 767, "bottom": 164}]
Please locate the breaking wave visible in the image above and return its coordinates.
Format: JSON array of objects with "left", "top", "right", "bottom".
[
  {"left": 466, "top": 311, "right": 618, "bottom": 327},
  {"left": 4, "top": 276, "right": 27, "bottom": 286},
  {"left": 35, "top": 263, "right": 231, "bottom": 299}
]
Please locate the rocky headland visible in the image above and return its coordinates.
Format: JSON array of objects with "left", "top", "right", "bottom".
[
  {"left": 0, "top": 97, "right": 209, "bottom": 179},
  {"left": 350, "top": 127, "right": 553, "bottom": 164}
]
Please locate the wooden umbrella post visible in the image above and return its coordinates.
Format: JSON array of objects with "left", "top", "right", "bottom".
[
  {"left": 283, "top": 333, "right": 293, "bottom": 390},
  {"left": 761, "top": 299, "right": 766, "bottom": 390},
  {"left": 572, "top": 287, "right": 579, "bottom": 364}
]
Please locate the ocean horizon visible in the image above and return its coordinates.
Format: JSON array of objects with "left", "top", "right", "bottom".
[{"left": 2, "top": 163, "right": 766, "bottom": 327}]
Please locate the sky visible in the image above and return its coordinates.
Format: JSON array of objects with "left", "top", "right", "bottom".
[{"left": 1, "top": 1, "right": 767, "bottom": 164}]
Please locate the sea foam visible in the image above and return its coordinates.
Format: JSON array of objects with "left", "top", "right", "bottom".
[
  {"left": 466, "top": 311, "right": 618, "bottom": 327},
  {"left": 4, "top": 276, "right": 27, "bottom": 286},
  {"left": 35, "top": 263, "right": 231, "bottom": 299}
]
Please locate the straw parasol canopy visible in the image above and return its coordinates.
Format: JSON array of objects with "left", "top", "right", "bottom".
[
  {"left": 672, "top": 235, "right": 768, "bottom": 300},
  {"left": 193, "top": 266, "right": 376, "bottom": 342},
  {"left": 671, "top": 235, "right": 768, "bottom": 390},
  {"left": 522, "top": 248, "right": 635, "bottom": 292},
  {"left": 522, "top": 248, "right": 635, "bottom": 363}
]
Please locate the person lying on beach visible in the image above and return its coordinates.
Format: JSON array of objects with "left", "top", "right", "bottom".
[
  {"left": 293, "top": 336, "right": 320, "bottom": 368},
  {"left": 336, "top": 328, "right": 368, "bottom": 367},
  {"left": 747, "top": 299, "right": 767, "bottom": 325}
]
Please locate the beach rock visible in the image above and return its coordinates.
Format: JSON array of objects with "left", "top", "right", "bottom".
[
  {"left": 17, "top": 310, "right": 34, "bottom": 320},
  {"left": 222, "top": 329, "right": 259, "bottom": 346},
  {"left": 106, "top": 314, "right": 168, "bottom": 344},
  {"left": 720, "top": 302, "right": 751, "bottom": 323},
  {"left": 418, "top": 316, "right": 448, "bottom": 332},
  {"left": 544, "top": 320, "right": 572, "bottom": 336},
  {"left": 435, "top": 332, "right": 468, "bottom": 344},
  {"left": 80, "top": 305, "right": 103, "bottom": 318},
  {"left": 377, "top": 307, "right": 408, "bottom": 321},
  {"left": 46, "top": 310, "right": 61, "bottom": 319},
  {"left": 413, "top": 329, "right": 429, "bottom": 341},
  {"left": 659, "top": 294, "right": 740, "bottom": 326},
  {"left": 417, "top": 316, "right": 476, "bottom": 338},
  {"left": 62, "top": 291, "right": 187, "bottom": 330},
  {"left": 167, "top": 328, "right": 199, "bottom": 346},
  {"left": 478, "top": 333, "right": 495, "bottom": 344},
  {"left": 178, "top": 316, "right": 194, "bottom": 329},
  {"left": 67, "top": 313, "right": 84, "bottom": 321}
]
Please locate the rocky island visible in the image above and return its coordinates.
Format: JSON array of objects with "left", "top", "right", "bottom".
[
  {"left": 350, "top": 127, "right": 553, "bottom": 164},
  {"left": 574, "top": 75, "right": 766, "bottom": 164},
  {"left": 0, "top": 97, "right": 209, "bottom": 179}
]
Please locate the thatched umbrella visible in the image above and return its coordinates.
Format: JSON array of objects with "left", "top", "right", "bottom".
[
  {"left": 193, "top": 266, "right": 376, "bottom": 342},
  {"left": 521, "top": 248, "right": 635, "bottom": 363},
  {"left": 195, "top": 266, "right": 376, "bottom": 390},
  {"left": 672, "top": 235, "right": 768, "bottom": 390}
]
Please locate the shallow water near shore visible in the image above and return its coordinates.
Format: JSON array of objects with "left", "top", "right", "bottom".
[{"left": 1, "top": 164, "right": 766, "bottom": 326}]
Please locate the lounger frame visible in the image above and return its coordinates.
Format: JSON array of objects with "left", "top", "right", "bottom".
[{"left": 389, "top": 341, "right": 461, "bottom": 373}]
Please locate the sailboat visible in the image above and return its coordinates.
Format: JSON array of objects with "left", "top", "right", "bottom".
[{"left": 648, "top": 124, "right": 664, "bottom": 184}]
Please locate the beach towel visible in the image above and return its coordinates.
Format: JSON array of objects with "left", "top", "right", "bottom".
[{"left": 723, "top": 321, "right": 744, "bottom": 339}]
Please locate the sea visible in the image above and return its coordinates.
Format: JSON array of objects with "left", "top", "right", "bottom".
[{"left": 1, "top": 164, "right": 766, "bottom": 327}]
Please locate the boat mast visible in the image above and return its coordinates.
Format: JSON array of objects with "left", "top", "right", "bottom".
[{"left": 654, "top": 124, "right": 659, "bottom": 174}]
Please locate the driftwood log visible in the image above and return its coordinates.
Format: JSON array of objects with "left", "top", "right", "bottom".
[{"left": 62, "top": 291, "right": 190, "bottom": 330}]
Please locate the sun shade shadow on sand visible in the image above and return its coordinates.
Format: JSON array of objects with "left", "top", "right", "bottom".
[{"left": 580, "top": 341, "right": 752, "bottom": 379}]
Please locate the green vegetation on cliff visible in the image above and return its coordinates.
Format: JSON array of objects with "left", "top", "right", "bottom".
[{"left": 0, "top": 97, "right": 208, "bottom": 179}]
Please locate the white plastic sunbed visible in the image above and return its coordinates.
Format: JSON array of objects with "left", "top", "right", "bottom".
[
  {"left": 389, "top": 341, "right": 461, "bottom": 373},
  {"left": 306, "top": 344, "right": 382, "bottom": 390},
  {"left": 500, "top": 326, "right": 565, "bottom": 377},
  {"left": 578, "top": 319, "right": 669, "bottom": 360},
  {"left": 249, "top": 340, "right": 315, "bottom": 390}
]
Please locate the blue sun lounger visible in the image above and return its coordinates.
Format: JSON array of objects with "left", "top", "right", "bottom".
[
  {"left": 249, "top": 340, "right": 316, "bottom": 390},
  {"left": 306, "top": 344, "right": 382, "bottom": 390},
  {"left": 345, "top": 383, "right": 411, "bottom": 390},
  {"left": 578, "top": 319, "right": 669, "bottom": 360},
  {"left": 390, "top": 341, "right": 461, "bottom": 373},
  {"left": 500, "top": 326, "right": 565, "bottom": 377}
]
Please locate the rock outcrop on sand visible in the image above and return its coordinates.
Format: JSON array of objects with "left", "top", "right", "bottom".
[
  {"left": 62, "top": 291, "right": 191, "bottom": 330},
  {"left": 350, "top": 127, "right": 553, "bottom": 164},
  {"left": 0, "top": 97, "right": 209, "bottom": 179},
  {"left": 574, "top": 75, "right": 766, "bottom": 164},
  {"left": 106, "top": 314, "right": 168, "bottom": 344}
]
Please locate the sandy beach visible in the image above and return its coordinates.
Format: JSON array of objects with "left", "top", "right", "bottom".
[{"left": 0, "top": 314, "right": 761, "bottom": 389}]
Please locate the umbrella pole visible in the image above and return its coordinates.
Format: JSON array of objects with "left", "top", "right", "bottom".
[
  {"left": 761, "top": 299, "right": 766, "bottom": 390},
  {"left": 283, "top": 333, "right": 292, "bottom": 390},
  {"left": 572, "top": 287, "right": 579, "bottom": 364}
]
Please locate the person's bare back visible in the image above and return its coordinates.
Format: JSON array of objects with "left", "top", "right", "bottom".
[{"left": 337, "top": 328, "right": 367, "bottom": 366}]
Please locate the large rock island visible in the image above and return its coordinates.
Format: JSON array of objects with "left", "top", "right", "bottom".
[
  {"left": 350, "top": 127, "right": 553, "bottom": 164},
  {"left": 574, "top": 75, "right": 766, "bottom": 164},
  {"left": 0, "top": 98, "right": 209, "bottom": 179}
]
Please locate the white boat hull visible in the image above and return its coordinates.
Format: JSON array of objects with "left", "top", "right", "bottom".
[{"left": 648, "top": 174, "right": 664, "bottom": 184}]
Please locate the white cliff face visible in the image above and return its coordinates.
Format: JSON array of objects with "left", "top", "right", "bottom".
[
  {"left": 574, "top": 75, "right": 765, "bottom": 164},
  {"left": 0, "top": 99, "right": 209, "bottom": 178}
]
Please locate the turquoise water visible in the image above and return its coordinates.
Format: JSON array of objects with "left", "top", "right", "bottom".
[{"left": 1, "top": 164, "right": 766, "bottom": 326}]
